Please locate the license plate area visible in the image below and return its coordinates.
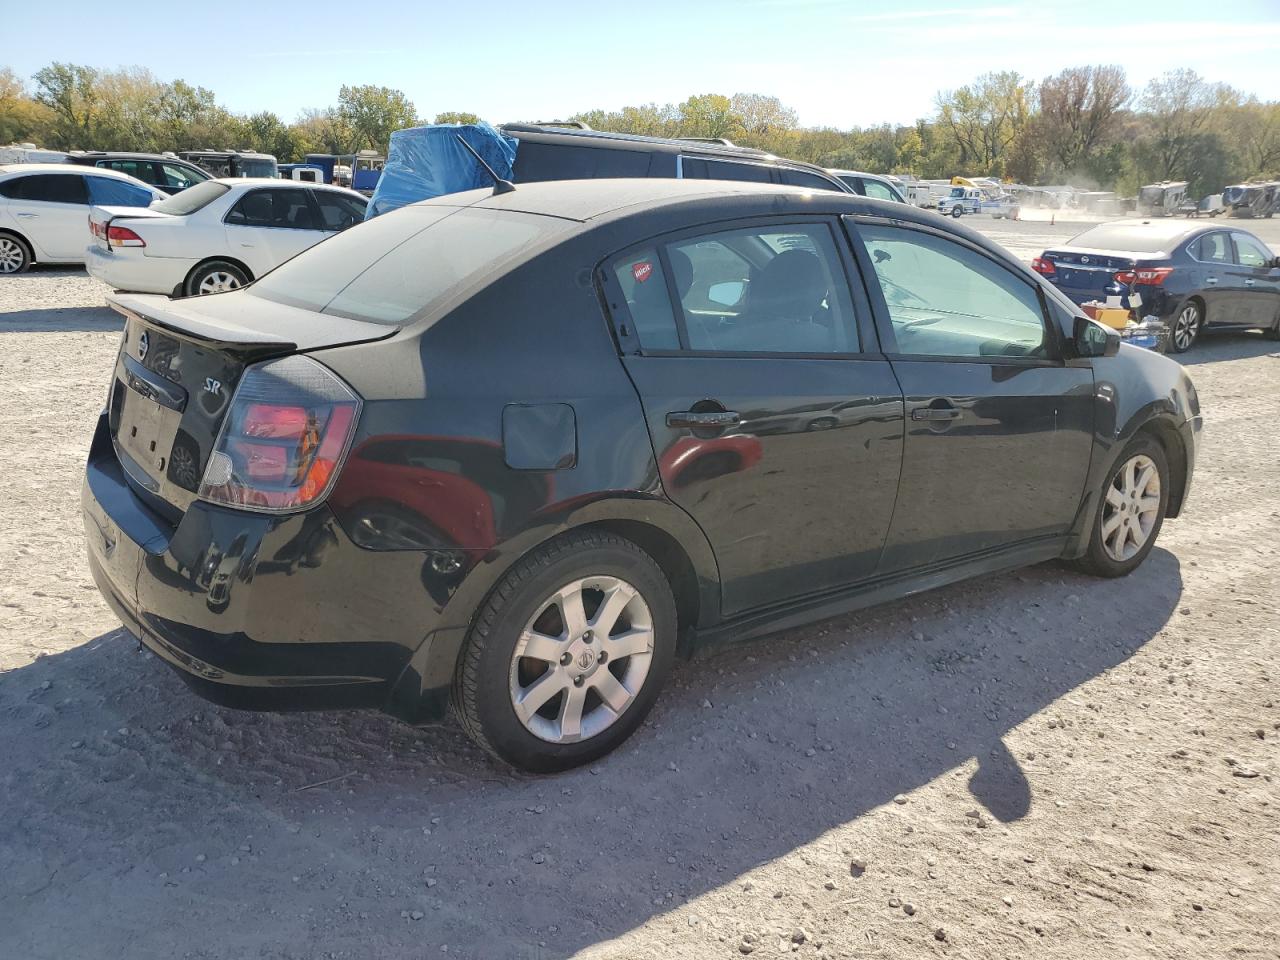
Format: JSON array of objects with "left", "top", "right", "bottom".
[{"left": 117, "top": 386, "right": 169, "bottom": 484}]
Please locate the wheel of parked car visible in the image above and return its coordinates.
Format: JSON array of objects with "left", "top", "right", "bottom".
[
  {"left": 1168, "top": 300, "right": 1203, "bottom": 353},
  {"left": 453, "top": 530, "right": 677, "bottom": 772},
  {"left": 0, "top": 233, "right": 32, "bottom": 274},
  {"left": 186, "top": 260, "right": 249, "bottom": 297},
  {"left": 1074, "top": 436, "right": 1169, "bottom": 578},
  {"left": 950, "top": 206, "right": 963, "bottom": 218}
]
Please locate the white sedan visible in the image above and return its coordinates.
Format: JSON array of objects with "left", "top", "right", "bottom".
[
  {"left": 0, "top": 163, "right": 165, "bottom": 273},
  {"left": 85, "top": 179, "right": 368, "bottom": 296}
]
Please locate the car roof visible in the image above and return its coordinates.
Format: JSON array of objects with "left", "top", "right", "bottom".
[
  {"left": 828, "top": 169, "right": 893, "bottom": 181},
  {"left": 69, "top": 151, "right": 195, "bottom": 162},
  {"left": 1066, "top": 218, "right": 1212, "bottom": 244},
  {"left": 210, "top": 177, "right": 367, "bottom": 197},
  {"left": 0, "top": 162, "right": 152, "bottom": 181}
]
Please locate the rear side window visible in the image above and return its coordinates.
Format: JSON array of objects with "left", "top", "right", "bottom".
[
  {"left": 680, "top": 157, "right": 773, "bottom": 183},
  {"left": 86, "top": 176, "right": 154, "bottom": 207},
  {"left": 247, "top": 205, "right": 574, "bottom": 325},
  {"left": 610, "top": 222, "right": 860, "bottom": 355},
  {"left": 1192, "top": 232, "right": 1231, "bottom": 264},
  {"left": 862, "top": 179, "right": 901, "bottom": 202},
  {"left": 0, "top": 173, "right": 87, "bottom": 204},
  {"left": 513, "top": 142, "right": 653, "bottom": 182},
  {"left": 100, "top": 159, "right": 158, "bottom": 184},
  {"left": 858, "top": 223, "right": 1048, "bottom": 359},
  {"left": 160, "top": 162, "right": 207, "bottom": 190},
  {"left": 152, "top": 180, "right": 230, "bottom": 215},
  {"left": 226, "top": 189, "right": 317, "bottom": 229},
  {"left": 777, "top": 167, "right": 843, "bottom": 192}
]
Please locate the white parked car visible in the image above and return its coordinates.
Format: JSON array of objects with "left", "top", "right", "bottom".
[
  {"left": 85, "top": 179, "right": 368, "bottom": 296},
  {"left": 0, "top": 163, "right": 164, "bottom": 274}
]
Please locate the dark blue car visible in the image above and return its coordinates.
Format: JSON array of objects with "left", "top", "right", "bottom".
[{"left": 1034, "top": 220, "right": 1280, "bottom": 352}]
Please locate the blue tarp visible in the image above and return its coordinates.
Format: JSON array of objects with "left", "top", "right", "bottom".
[{"left": 366, "top": 123, "right": 518, "bottom": 219}]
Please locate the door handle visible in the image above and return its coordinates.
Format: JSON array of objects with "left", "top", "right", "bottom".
[
  {"left": 666, "top": 410, "right": 742, "bottom": 429},
  {"left": 912, "top": 407, "right": 962, "bottom": 421},
  {"left": 1205, "top": 277, "right": 1218, "bottom": 285},
  {"left": 1244, "top": 279, "right": 1255, "bottom": 286},
  {"left": 16, "top": 213, "right": 37, "bottom": 219},
  {"left": 240, "top": 242, "right": 255, "bottom": 248}
]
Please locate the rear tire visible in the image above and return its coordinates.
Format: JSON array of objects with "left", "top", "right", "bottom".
[
  {"left": 185, "top": 260, "right": 249, "bottom": 297},
  {"left": 1072, "top": 436, "right": 1169, "bottom": 578},
  {"left": 453, "top": 530, "right": 677, "bottom": 772},
  {"left": 0, "top": 233, "right": 32, "bottom": 274},
  {"left": 1168, "top": 300, "right": 1203, "bottom": 353}
]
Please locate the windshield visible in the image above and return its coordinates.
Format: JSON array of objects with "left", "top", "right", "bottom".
[
  {"left": 949, "top": 187, "right": 965, "bottom": 197},
  {"left": 238, "top": 158, "right": 277, "bottom": 178},
  {"left": 247, "top": 205, "right": 574, "bottom": 325},
  {"left": 1066, "top": 223, "right": 1184, "bottom": 253},
  {"left": 151, "top": 180, "right": 230, "bottom": 216}
]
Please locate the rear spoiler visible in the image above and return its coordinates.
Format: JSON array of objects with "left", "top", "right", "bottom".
[{"left": 108, "top": 293, "right": 397, "bottom": 357}]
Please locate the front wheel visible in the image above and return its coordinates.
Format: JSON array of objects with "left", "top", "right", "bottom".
[
  {"left": 186, "top": 260, "right": 249, "bottom": 297},
  {"left": 1169, "top": 300, "right": 1202, "bottom": 353},
  {"left": 951, "top": 206, "right": 963, "bottom": 218},
  {"left": 1073, "top": 437, "right": 1169, "bottom": 578},
  {"left": 453, "top": 530, "right": 677, "bottom": 772}
]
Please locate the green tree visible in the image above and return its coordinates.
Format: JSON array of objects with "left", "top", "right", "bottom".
[
  {"left": 1037, "top": 65, "right": 1130, "bottom": 177},
  {"left": 935, "top": 71, "right": 1035, "bottom": 175},
  {"left": 433, "top": 111, "right": 482, "bottom": 125},
  {"left": 1139, "top": 69, "right": 1234, "bottom": 181},
  {"left": 32, "top": 62, "right": 101, "bottom": 148},
  {"left": 337, "top": 84, "right": 417, "bottom": 151},
  {"left": 0, "top": 67, "right": 54, "bottom": 144},
  {"left": 677, "top": 94, "right": 741, "bottom": 141}
]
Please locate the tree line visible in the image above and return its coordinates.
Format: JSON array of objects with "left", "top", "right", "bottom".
[{"left": 3, "top": 62, "right": 1277, "bottom": 197}]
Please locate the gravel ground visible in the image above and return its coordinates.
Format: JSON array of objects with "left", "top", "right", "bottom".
[{"left": 1, "top": 247, "right": 1278, "bottom": 960}]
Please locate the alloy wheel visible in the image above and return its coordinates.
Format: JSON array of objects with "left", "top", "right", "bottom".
[
  {"left": 1100, "top": 453, "right": 1161, "bottom": 562},
  {"left": 0, "top": 237, "right": 26, "bottom": 273},
  {"left": 508, "top": 576, "right": 655, "bottom": 744},
  {"left": 1171, "top": 304, "right": 1200, "bottom": 351},
  {"left": 198, "top": 271, "right": 242, "bottom": 295}
]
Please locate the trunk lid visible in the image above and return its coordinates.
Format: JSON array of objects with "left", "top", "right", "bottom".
[
  {"left": 1040, "top": 247, "right": 1136, "bottom": 303},
  {"left": 106, "top": 292, "right": 395, "bottom": 520},
  {"left": 89, "top": 205, "right": 173, "bottom": 248}
]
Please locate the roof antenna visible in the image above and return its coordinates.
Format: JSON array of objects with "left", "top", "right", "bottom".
[{"left": 455, "top": 134, "right": 515, "bottom": 195}]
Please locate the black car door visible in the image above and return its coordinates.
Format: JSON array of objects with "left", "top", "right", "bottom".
[
  {"left": 1185, "top": 230, "right": 1236, "bottom": 322},
  {"left": 602, "top": 217, "right": 904, "bottom": 617},
  {"left": 845, "top": 216, "right": 1095, "bottom": 572},
  {"left": 1227, "top": 231, "right": 1280, "bottom": 330}
]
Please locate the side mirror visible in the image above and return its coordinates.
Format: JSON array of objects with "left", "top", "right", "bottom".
[{"left": 1073, "top": 315, "right": 1120, "bottom": 358}]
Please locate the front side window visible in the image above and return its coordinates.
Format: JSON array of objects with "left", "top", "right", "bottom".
[
  {"left": 86, "top": 175, "right": 155, "bottom": 207},
  {"left": 859, "top": 223, "right": 1049, "bottom": 359},
  {"left": 313, "top": 190, "right": 368, "bottom": 230},
  {"left": 1, "top": 173, "right": 88, "bottom": 204},
  {"left": 612, "top": 222, "right": 859, "bottom": 355},
  {"left": 226, "top": 189, "right": 317, "bottom": 229},
  {"left": 161, "top": 162, "right": 208, "bottom": 190},
  {"left": 862, "top": 179, "right": 901, "bottom": 202},
  {"left": 680, "top": 157, "right": 774, "bottom": 184},
  {"left": 1232, "top": 232, "right": 1273, "bottom": 268}
]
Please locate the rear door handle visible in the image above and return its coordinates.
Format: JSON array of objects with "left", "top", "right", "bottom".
[
  {"left": 1205, "top": 277, "right": 1218, "bottom": 285},
  {"left": 1245, "top": 279, "right": 1255, "bottom": 286},
  {"left": 16, "top": 213, "right": 37, "bottom": 219},
  {"left": 912, "top": 403, "right": 962, "bottom": 422},
  {"left": 666, "top": 410, "right": 741, "bottom": 428}
]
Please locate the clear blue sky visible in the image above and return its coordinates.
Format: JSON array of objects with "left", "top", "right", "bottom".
[{"left": 6, "top": 0, "right": 1279, "bottom": 128}]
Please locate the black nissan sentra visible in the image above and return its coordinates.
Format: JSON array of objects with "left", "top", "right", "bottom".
[{"left": 83, "top": 179, "right": 1202, "bottom": 771}]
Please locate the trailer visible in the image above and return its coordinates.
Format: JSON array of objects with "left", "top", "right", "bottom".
[
  {"left": 1136, "top": 181, "right": 1188, "bottom": 218},
  {"left": 1223, "top": 181, "right": 1278, "bottom": 219},
  {"left": 177, "top": 150, "right": 277, "bottom": 179}
]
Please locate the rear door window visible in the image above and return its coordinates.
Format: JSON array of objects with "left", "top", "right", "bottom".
[
  {"left": 160, "top": 162, "right": 207, "bottom": 190},
  {"left": 1192, "top": 232, "right": 1231, "bottom": 263},
  {"left": 99, "top": 159, "right": 159, "bottom": 185},
  {"left": 680, "top": 157, "right": 774, "bottom": 183},
  {"left": 225, "top": 189, "right": 318, "bottom": 229},
  {"left": 3, "top": 173, "right": 88, "bottom": 204},
  {"left": 513, "top": 142, "right": 653, "bottom": 181}
]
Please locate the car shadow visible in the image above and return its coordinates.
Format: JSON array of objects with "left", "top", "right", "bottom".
[
  {"left": 1177, "top": 330, "right": 1280, "bottom": 365},
  {"left": 0, "top": 549, "right": 1182, "bottom": 959},
  {"left": 0, "top": 305, "right": 121, "bottom": 332}
]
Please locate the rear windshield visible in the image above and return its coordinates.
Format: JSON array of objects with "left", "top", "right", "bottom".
[
  {"left": 247, "top": 205, "right": 574, "bottom": 325},
  {"left": 1066, "top": 224, "right": 1183, "bottom": 253},
  {"left": 152, "top": 180, "right": 230, "bottom": 216}
]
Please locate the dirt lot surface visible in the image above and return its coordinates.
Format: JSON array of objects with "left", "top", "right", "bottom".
[{"left": 2, "top": 234, "right": 1278, "bottom": 960}]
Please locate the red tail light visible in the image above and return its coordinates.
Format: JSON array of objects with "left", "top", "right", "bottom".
[
  {"left": 106, "top": 224, "right": 145, "bottom": 248},
  {"left": 1031, "top": 256, "right": 1056, "bottom": 276},
  {"left": 1114, "top": 267, "right": 1173, "bottom": 286},
  {"left": 199, "top": 356, "right": 361, "bottom": 513}
]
